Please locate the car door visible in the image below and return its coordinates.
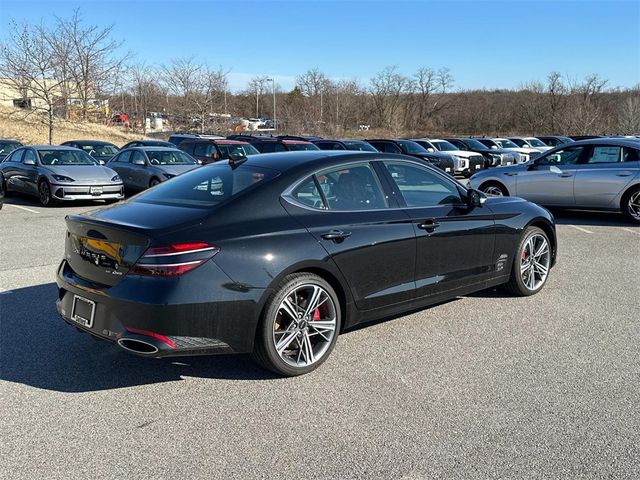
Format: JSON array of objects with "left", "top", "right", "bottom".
[
  {"left": 19, "top": 149, "right": 40, "bottom": 196},
  {"left": 109, "top": 151, "right": 133, "bottom": 189},
  {"left": 129, "top": 150, "right": 149, "bottom": 190},
  {"left": 283, "top": 160, "right": 417, "bottom": 311},
  {"left": 1, "top": 149, "right": 26, "bottom": 193},
  {"left": 515, "top": 145, "right": 587, "bottom": 206},
  {"left": 379, "top": 159, "right": 496, "bottom": 298},
  {"left": 573, "top": 144, "right": 640, "bottom": 208}
]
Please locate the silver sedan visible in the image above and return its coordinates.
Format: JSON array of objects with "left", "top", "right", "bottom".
[
  {"left": 469, "top": 138, "right": 640, "bottom": 223},
  {"left": 0, "top": 145, "right": 124, "bottom": 206}
]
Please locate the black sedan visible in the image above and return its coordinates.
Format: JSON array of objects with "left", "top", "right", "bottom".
[
  {"left": 366, "top": 138, "right": 456, "bottom": 174},
  {"left": 56, "top": 151, "right": 557, "bottom": 376}
]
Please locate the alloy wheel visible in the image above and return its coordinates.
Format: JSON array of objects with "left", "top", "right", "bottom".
[
  {"left": 39, "top": 181, "right": 51, "bottom": 206},
  {"left": 483, "top": 185, "right": 504, "bottom": 197},
  {"left": 627, "top": 191, "right": 640, "bottom": 221},
  {"left": 272, "top": 284, "right": 337, "bottom": 368},
  {"left": 519, "top": 233, "right": 550, "bottom": 291}
]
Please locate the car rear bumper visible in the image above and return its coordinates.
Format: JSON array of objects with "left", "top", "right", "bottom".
[
  {"left": 55, "top": 259, "right": 269, "bottom": 357},
  {"left": 51, "top": 183, "right": 125, "bottom": 201}
]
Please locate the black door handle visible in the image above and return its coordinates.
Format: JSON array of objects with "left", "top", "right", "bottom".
[
  {"left": 321, "top": 230, "right": 352, "bottom": 242},
  {"left": 418, "top": 219, "right": 440, "bottom": 231}
]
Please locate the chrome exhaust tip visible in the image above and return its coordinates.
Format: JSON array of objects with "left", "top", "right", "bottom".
[{"left": 117, "top": 337, "right": 159, "bottom": 355}]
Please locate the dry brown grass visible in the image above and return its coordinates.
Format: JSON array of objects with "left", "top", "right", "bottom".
[{"left": 0, "top": 106, "right": 151, "bottom": 147}]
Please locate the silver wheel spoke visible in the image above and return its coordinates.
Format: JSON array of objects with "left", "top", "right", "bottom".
[
  {"left": 519, "top": 233, "right": 550, "bottom": 290},
  {"left": 304, "top": 286, "right": 324, "bottom": 318},
  {"left": 275, "top": 330, "right": 298, "bottom": 353},
  {"left": 280, "top": 298, "right": 300, "bottom": 321}
]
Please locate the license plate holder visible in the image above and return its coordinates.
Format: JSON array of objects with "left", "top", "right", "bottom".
[
  {"left": 71, "top": 295, "right": 95, "bottom": 328},
  {"left": 90, "top": 186, "right": 103, "bottom": 195}
]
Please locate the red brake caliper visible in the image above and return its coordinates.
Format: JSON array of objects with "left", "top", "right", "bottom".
[{"left": 313, "top": 308, "right": 321, "bottom": 321}]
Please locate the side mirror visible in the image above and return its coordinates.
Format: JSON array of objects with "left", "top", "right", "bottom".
[
  {"left": 467, "top": 188, "right": 487, "bottom": 208},
  {"left": 427, "top": 147, "right": 435, "bottom": 152},
  {"left": 491, "top": 145, "right": 498, "bottom": 150},
  {"left": 549, "top": 165, "right": 562, "bottom": 174},
  {"left": 97, "top": 159, "right": 105, "bottom": 165},
  {"left": 133, "top": 158, "right": 146, "bottom": 166},
  {"left": 23, "top": 158, "right": 36, "bottom": 166}
]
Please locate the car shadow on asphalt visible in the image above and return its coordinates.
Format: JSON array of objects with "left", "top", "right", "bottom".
[
  {"left": 0, "top": 283, "right": 279, "bottom": 393},
  {"left": 549, "top": 208, "right": 634, "bottom": 227}
]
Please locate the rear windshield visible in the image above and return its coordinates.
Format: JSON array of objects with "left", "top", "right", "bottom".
[
  {"left": 0, "top": 142, "right": 20, "bottom": 156},
  {"left": 431, "top": 140, "right": 458, "bottom": 152},
  {"left": 396, "top": 140, "right": 429, "bottom": 154},
  {"left": 80, "top": 144, "right": 119, "bottom": 156},
  {"left": 39, "top": 149, "right": 97, "bottom": 165},
  {"left": 133, "top": 163, "right": 279, "bottom": 208},
  {"left": 343, "top": 141, "right": 377, "bottom": 152},
  {"left": 285, "top": 143, "right": 320, "bottom": 151},
  {"left": 147, "top": 150, "right": 197, "bottom": 165}
]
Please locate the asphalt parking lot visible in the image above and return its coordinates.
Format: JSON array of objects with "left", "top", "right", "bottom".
[{"left": 1, "top": 195, "right": 639, "bottom": 479}]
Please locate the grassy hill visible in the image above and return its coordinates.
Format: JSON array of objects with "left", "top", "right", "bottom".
[{"left": 0, "top": 106, "right": 150, "bottom": 147}]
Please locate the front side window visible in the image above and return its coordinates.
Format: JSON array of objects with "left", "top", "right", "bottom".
[
  {"left": 23, "top": 149, "right": 37, "bottom": 164},
  {"left": 527, "top": 138, "right": 547, "bottom": 147},
  {"left": 383, "top": 161, "right": 462, "bottom": 207},
  {"left": 396, "top": 140, "right": 429, "bottom": 154},
  {"left": 316, "top": 163, "right": 388, "bottom": 211},
  {"left": 343, "top": 141, "right": 377, "bottom": 152},
  {"left": 381, "top": 142, "right": 402, "bottom": 154},
  {"left": 431, "top": 141, "right": 458, "bottom": 152},
  {"left": 6, "top": 149, "right": 24, "bottom": 162},
  {"left": 585, "top": 146, "right": 622, "bottom": 164},
  {"left": 495, "top": 139, "right": 520, "bottom": 149},
  {"left": 114, "top": 151, "right": 132, "bottom": 163},
  {"left": 538, "top": 146, "right": 584, "bottom": 166},
  {"left": 38, "top": 149, "right": 96, "bottom": 165},
  {"left": 510, "top": 139, "right": 526, "bottom": 147}
]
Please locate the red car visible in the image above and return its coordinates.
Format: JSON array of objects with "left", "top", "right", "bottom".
[{"left": 177, "top": 139, "right": 260, "bottom": 164}]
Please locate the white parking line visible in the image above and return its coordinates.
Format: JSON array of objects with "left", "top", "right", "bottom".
[
  {"left": 5, "top": 204, "right": 40, "bottom": 214},
  {"left": 622, "top": 227, "right": 640, "bottom": 235},
  {"left": 569, "top": 225, "right": 594, "bottom": 234}
]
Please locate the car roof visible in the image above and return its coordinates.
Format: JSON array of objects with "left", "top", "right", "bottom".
[
  {"left": 30, "top": 145, "right": 81, "bottom": 150},
  {"left": 63, "top": 140, "right": 115, "bottom": 146},
  {"left": 567, "top": 138, "right": 640, "bottom": 148},
  {"left": 129, "top": 146, "right": 181, "bottom": 151},
  {"left": 231, "top": 150, "right": 373, "bottom": 171},
  {"left": 182, "top": 139, "right": 250, "bottom": 145}
]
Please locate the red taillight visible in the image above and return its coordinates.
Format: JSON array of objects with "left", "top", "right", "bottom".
[
  {"left": 131, "top": 242, "right": 219, "bottom": 277},
  {"left": 126, "top": 327, "right": 177, "bottom": 348}
]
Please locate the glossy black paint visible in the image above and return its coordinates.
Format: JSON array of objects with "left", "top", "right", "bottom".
[{"left": 56, "top": 151, "right": 557, "bottom": 358}]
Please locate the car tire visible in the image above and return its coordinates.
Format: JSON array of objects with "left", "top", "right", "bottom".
[
  {"left": 504, "top": 226, "right": 552, "bottom": 296},
  {"left": 252, "top": 272, "right": 341, "bottom": 376},
  {"left": 149, "top": 178, "right": 161, "bottom": 188},
  {"left": 38, "top": 179, "right": 56, "bottom": 207},
  {"left": 1, "top": 177, "right": 9, "bottom": 197},
  {"left": 621, "top": 186, "right": 640, "bottom": 224},
  {"left": 480, "top": 181, "right": 508, "bottom": 197}
]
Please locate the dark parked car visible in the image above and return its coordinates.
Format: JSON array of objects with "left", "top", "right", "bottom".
[
  {"left": 107, "top": 147, "right": 199, "bottom": 191},
  {"left": 277, "top": 135, "right": 324, "bottom": 142},
  {"left": 445, "top": 138, "right": 519, "bottom": 166},
  {"left": 568, "top": 135, "right": 603, "bottom": 141},
  {"left": 178, "top": 139, "right": 260, "bottom": 164},
  {"left": 312, "top": 139, "right": 378, "bottom": 152},
  {"left": 0, "top": 139, "right": 23, "bottom": 161},
  {"left": 536, "top": 136, "right": 575, "bottom": 147},
  {"left": 0, "top": 145, "right": 124, "bottom": 206},
  {"left": 60, "top": 140, "right": 120, "bottom": 164},
  {"left": 366, "top": 139, "right": 456, "bottom": 174},
  {"left": 227, "top": 135, "right": 320, "bottom": 153},
  {"left": 56, "top": 151, "right": 556, "bottom": 376},
  {"left": 121, "top": 140, "right": 176, "bottom": 149},
  {"left": 168, "top": 133, "right": 225, "bottom": 146}
]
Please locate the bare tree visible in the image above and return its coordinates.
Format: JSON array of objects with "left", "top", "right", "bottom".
[
  {"left": 617, "top": 92, "right": 640, "bottom": 134},
  {"left": 246, "top": 75, "right": 272, "bottom": 118},
  {"left": 55, "top": 9, "right": 127, "bottom": 121},
  {"left": 0, "top": 21, "right": 63, "bottom": 143},
  {"left": 370, "top": 66, "right": 412, "bottom": 131}
]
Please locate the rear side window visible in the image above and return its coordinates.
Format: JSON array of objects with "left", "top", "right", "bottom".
[
  {"left": 623, "top": 147, "right": 639, "bottom": 162},
  {"left": 193, "top": 143, "right": 215, "bottom": 157},
  {"left": 180, "top": 142, "right": 195, "bottom": 155},
  {"left": 133, "top": 164, "right": 279, "bottom": 208},
  {"left": 292, "top": 177, "right": 326, "bottom": 209},
  {"left": 317, "top": 163, "right": 388, "bottom": 211}
]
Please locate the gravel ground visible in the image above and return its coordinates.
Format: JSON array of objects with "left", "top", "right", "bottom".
[{"left": 1, "top": 196, "right": 639, "bottom": 479}]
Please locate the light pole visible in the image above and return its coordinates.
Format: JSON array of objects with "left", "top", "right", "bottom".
[{"left": 266, "top": 77, "right": 276, "bottom": 130}]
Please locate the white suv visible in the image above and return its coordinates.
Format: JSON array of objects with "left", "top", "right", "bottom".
[{"left": 413, "top": 138, "right": 486, "bottom": 177}]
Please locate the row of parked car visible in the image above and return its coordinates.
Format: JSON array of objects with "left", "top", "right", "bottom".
[{"left": 0, "top": 133, "right": 638, "bottom": 223}]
